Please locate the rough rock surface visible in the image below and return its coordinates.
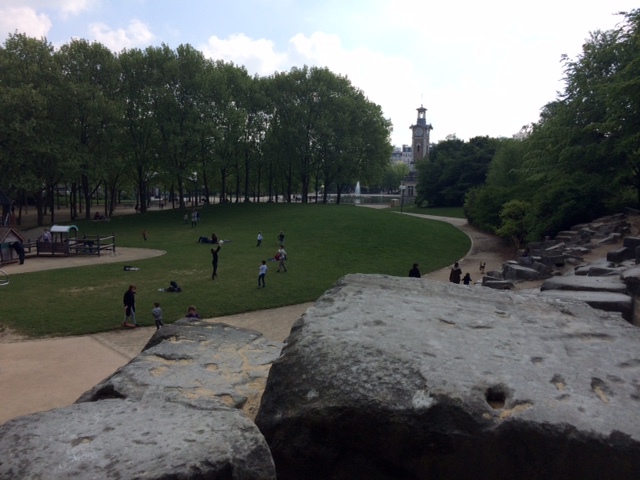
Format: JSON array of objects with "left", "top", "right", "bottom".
[
  {"left": 256, "top": 274, "right": 640, "bottom": 480},
  {"left": 78, "top": 319, "right": 283, "bottom": 419},
  {"left": 539, "top": 290, "right": 633, "bottom": 321},
  {"left": 0, "top": 320, "right": 283, "bottom": 479},
  {"left": 540, "top": 275, "right": 628, "bottom": 294},
  {"left": 0, "top": 399, "right": 275, "bottom": 480}
]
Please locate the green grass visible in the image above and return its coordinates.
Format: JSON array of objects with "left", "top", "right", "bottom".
[{"left": 1, "top": 204, "right": 470, "bottom": 338}]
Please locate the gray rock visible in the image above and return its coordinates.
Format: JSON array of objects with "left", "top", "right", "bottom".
[
  {"left": 482, "top": 279, "right": 516, "bottom": 290},
  {"left": 586, "top": 266, "right": 627, "bottom": 277},
  {"left": 502, "top": 262, "right": 549, "bottom": 281},
  {"left": 607, "top": 247, "right": 633, "bottom": 263},
  {"left": 0, "top": 400, "right": 276, "bottom": 480},
  {"left": 594, "top": 233, "right": 622, "bottom": 245},
  {"left": 540, "top": 275, "right": 628, "bottom": 294},
  {"left": 256, "top": 274, "right": 640, "bottom": 480},
  {"left": 623, "top": 236, "right": 640, "bottom": 251},
  {"left": 78, "top": 320, "right": 283, "bottom": 419},
  {"left": 621, "top": 265, "right": 640, "bottom": 295},
  {"left": 539, "top": 290, "right": 633, "bottom": 321}
]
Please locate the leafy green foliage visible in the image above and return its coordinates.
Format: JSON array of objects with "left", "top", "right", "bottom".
[
  {"left": 416, "top": 136, "right": 502, "bottom": 207},
  {"left": 466, "top": 10, "right": 640, "bottom": 238},
  {"left": 1, "top": 205, "right": 470, "bottom": 338},
  {"left": 495, "top": 200, "right": 531, "bottom": 251}
]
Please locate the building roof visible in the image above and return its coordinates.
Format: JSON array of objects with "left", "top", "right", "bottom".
[
  {"left": 50, "top": 225, "right": 78, "bottom": 234},
  {"left": 0, "top": 227, "right": 25, "bottom": 243}
]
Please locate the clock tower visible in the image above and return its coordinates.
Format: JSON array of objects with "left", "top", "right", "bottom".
[{"left": 410, "top": 105, "right": 433, "bottom": 162}]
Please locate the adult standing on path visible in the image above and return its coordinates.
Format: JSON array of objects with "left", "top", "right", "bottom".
[
  {"left": 277, "top": 246, "right": 287, "bottom": 272},
  {"left": 123, "top": 284, "right": 138, "bottom": 327},
  {"left": 409, "top": 263, "right": 421, "bottom": 278},
  {"left": 211, "top": 244, "right": 221, "bottom": 280},
  {"left": 449, "top": 262, "right": 462, "bottom": 284}
]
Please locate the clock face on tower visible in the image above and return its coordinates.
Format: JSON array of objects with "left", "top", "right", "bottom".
[{"left": 415, "top": 127, "right": 424, "bottom": 137}]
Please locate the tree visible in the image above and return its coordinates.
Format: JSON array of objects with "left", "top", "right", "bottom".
[
  {"left": 0, "top": 33, "right": 66, "bottom": 226},
  {"left": 495, "top": 200, "right": 531, "bottom": 252},
  {"left": 56, "top": 39, "right": 120, "bottom": 219}
]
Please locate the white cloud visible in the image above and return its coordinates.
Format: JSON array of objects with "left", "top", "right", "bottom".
[
  {"left": 201, "top": 34, "right": 287, "bottom": 75},
  {"left": 0, "top": 7, "right": 52, "bottom": 39},
  {"left": 89, "top": 19, "right": 155, "bottom": 52}
]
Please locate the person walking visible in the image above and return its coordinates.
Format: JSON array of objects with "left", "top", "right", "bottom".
[
  {"left": 277, "top": 246, "right": 287, "bottom": 272},
  {"left": 409, "top": 263, "right": 421, "bottom": 278},
  {"left": 152, "top": 302, "right": 163, "bottom": 329},
  {"left": 256, "top": 231, "right": 263, "bottom": 247},
  {"left": 211, "top": 244, "right": 221, "bottom": 280},
  {"left": 462, "top": 272, "right": 472, "bottom": 285},
  {"left": 258, "top": 260, "right": 268, "bottom": 288},
  {"left": 123, "top": 284, "right": 138, "bottom": 327},
  {"left": 449, "top": 262, "right": 462, "bottom": 284}
]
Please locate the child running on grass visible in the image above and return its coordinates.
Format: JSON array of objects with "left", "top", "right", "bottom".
[{"left": 258, "top": 260, "right": 268, "bottom": 288}]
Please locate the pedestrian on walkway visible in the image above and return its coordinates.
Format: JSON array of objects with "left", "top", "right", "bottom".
[
  {"left": 409, "top": 263, "right": 421, "bottom": 278},
  {"left": 258, "top": 260, "right": 268, "bottom": 287},
  {"left": 449, "top": 262, "right": 462, "bottom": 284}
]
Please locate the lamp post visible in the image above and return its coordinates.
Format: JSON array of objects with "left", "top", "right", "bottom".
[{"left": 399, "top": 183, "right": 406, "bottom": 214}]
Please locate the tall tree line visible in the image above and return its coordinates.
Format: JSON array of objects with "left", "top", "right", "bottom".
[
  {"left": 416, "top": 10, "right": 640, "bottom": 247},
  {"left": 0, "top": 34, "right": 392, "bottom": 226}
]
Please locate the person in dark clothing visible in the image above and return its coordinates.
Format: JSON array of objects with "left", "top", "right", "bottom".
[
  {"left": 462, "top": 272, "right": 472, "bottom": 285},
  {"left": 449, "top": 262, "right": 462, "bottom": 284},
  {"left": 123, "top": 284, "right": 138, "bottom": 327},
  {"left": 211, "top": 244, "right": 221, "bottom": 280},
  {"left": 409, "top": 263, "right": 421, "bottom": 278},
  {"left": 11, "top": 241, "right": 25, "bottom": 265}
]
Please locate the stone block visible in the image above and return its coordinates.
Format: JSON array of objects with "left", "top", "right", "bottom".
[
  {"left": 0, "top": 400, "right": 276, "bottom": 480},
  {"left": 540, "top": 275, "right": 628, "bottom": 294},
  {"left": 607, "top": 247, "right": 633, "bottom": 263},
  {"left": 256, "top": 274, "right": 640, "bottom": 480},
  {"left": 539, "top": 290, "right": 633, "bottom": 322}
]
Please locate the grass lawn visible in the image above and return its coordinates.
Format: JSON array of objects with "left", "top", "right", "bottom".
[{"left": 1, "top": 203, "right": 470, "bottom": 338}]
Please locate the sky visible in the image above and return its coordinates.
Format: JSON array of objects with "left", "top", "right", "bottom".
[{"left": 1, "top": 1, "right": 637, "bottom": 148}]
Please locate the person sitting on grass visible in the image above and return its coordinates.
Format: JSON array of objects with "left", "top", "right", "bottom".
[
  {"left": 185, "top": 305, "right": 201, "bottom": 319},
  {"left": 165, "top": 281, "right": 181, "bottom": 292},
  {"left": 198, "top": 233, "right": 219, "bottom": 244}
]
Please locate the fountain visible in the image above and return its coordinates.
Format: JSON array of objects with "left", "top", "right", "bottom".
[{"left": 354, "top": 181, "right": 361, "bottom": 205}]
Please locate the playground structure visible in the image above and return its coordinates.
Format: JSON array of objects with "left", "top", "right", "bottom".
[{"left": 23, "top": 225, "right": 116, "bottom": 258}]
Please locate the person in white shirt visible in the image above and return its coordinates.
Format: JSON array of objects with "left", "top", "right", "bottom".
[{"left": 258, "top": 260, "right": 268, "bottom": 287}]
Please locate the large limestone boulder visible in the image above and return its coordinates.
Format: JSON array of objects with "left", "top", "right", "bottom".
[
  {"left": 0, "top": 399, "right": 275, "bottom": 480},
  {"left": 502, "top": 261, "right": 551, "bottom": 281},
  {"left": 539, "top": 290, "right": 633, "bottom": 322},
  {"left": 540, "top": 275, "right": 628, "bottom": 294},
  {"left": 256, "top": 274, "right": 640, "bottom": 480},
  {"left": 78, "top": 319, "right": 282, "bottom": 418}
]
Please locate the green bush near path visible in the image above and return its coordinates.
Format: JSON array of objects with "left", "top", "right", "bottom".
[{"left": 1, "top": 204, "right": 470, "bottom": 338}]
